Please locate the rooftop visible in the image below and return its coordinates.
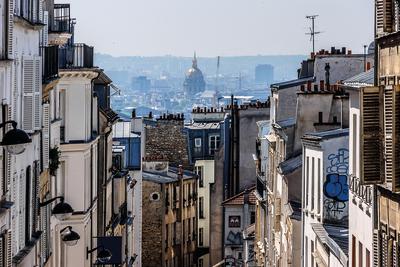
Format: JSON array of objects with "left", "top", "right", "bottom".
[
  {"left": 312, "top": 223, "right": 349, "bottom": 265},
  {"left": 222, "top": 187, "right": 257, "bottom": 206},
  {"left": 278, "top": 154, "right": 302, "bottom": 175},
  {"left": 185, "top": 122, "right": 221, "bottom": 130},
  {"left": 275, "top": 118, "right": 296, "bottom": 129},
  {"left": 303, "top": 128, "right": 349, "bottom": 142},
  {"left": 271, "top": 76, "right": 315, "bottom": 91},
  {"left": 342, "top": 68, "right": 374, "bottom": 89}
]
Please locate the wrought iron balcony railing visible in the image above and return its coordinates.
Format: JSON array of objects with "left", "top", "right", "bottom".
[
  {"left": 41, "top": 45, "right": 59, "bottom": 82},
  {"left": 51, "top": 4, "right": 72, "bottom": 33},
  {"left": 59, "top": 44, "right": 94, "bottom": 69}
]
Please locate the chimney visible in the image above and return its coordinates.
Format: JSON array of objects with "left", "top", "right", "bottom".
[
  {"left": 314, "top": 84, "right": 319, "bottom": 92},
  {"left": 341, "top": 47, "right": 346, "bottom": 55},
  {"left": 300, "top": 85, "right": 305, "bottom": 91},
  {"left": 320, "top": 80, "right": 325, "bottom": 92},
  {"left": 366, "top": 62, "right": 371, "bottom": 71},
  {"left": 307, "top": 81, "right": 312, "bottom": 91},
  {"left": 131, "top": 108, "right": 136, "bottom": 119}
]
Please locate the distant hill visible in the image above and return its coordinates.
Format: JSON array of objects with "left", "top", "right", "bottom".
[{"left": 95, "top": 54, "right": 306, "bottom": 87}]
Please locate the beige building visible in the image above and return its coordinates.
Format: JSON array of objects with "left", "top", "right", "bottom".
[
  {"left": 142, "top": 162, "right": 198, "bottom": 267},
  {"left": 195, "top": 160, "right": 215, "bottom": 267}
]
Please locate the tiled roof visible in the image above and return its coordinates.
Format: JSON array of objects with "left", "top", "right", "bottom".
[
  {"left": 222, "top": 187, "right": 257, "bottom": 206},
  {"left": 303, "top": 128, "right": 349, "bottom": 142}
]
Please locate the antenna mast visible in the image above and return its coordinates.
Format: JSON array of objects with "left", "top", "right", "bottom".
[{"left": 306, "top": 15, "right": 321, "bottom": 54}]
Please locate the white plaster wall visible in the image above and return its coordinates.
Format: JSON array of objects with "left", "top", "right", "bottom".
[
  {"left": 314, "top": 55, "right": 374, "bottom": 84},
  {"left": 329, "top": 252, "right": 344, "bottom": 267},
  {"left": 195, "top": 159, "right": 214, "bottom": 248},
  {"left": 348, "top": 89, "right": 373, "bottom": 267},
  {"left": 58, "top": 77, "right": 92, "bottom": 142}
]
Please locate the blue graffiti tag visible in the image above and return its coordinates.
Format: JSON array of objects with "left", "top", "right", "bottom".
[
  {"left": 324, "top": 174, "right": 349, "bottom": 202},
  {"left": 324, "top": 148, "right": 349, "bottom": 202}
]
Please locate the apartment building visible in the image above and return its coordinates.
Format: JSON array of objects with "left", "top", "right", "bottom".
[{"left": 343, "top": 69, "right": 374, "bottom": 267}]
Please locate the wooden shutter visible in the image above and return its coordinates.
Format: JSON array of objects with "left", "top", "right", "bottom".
[
  {"left": 382, "top": 232, "right": 389, "bottom": 267},
  {"left": 383, "top": 85, "right": 400, "bottom": 192},
  {"left": 18, "top": 171, "right": 26, "bottom": 249},
  {"left": 7, "top": 0, "right": 14, "bottom": 59},
  {"left": 360, "top": 86, "right": 384, "bottom": 184},
  {"left": 376, "top": 0, "right": 396, "bottom": 35},
  {"left": 12, "top": 63, "right": 17, "bottom": 122},
  {"left": 22, "top": 57, "right": 35, "bottom": 132},
  {"left": 42, "top": 103, "right": 50, "bottom": 168},
  {"left": 34, "top": 57, "right": 42, "bottom": 131},
  {"left": 393, "top": 240, "right": 399, "bottom": 267}
]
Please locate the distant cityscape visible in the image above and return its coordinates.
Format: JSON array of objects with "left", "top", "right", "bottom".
[{"left": 94, "top": 53, "right": 305, "bottom": 119}]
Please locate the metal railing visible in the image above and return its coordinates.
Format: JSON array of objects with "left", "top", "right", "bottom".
[
  {"left": 59, "top": 44, "right": 94, "bottom": 69},
  {"left": 349, "top": 175, "right": 373, "bottom": 206},
  {"left": 51, "top": 4, "right": 72, "bottom": 33},
  {"left": 41, "top": 45, "right": 59, "bottom": 82}
]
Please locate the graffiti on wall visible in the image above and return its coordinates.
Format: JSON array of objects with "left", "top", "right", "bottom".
[{"left": 323, "top": 148, "right": 349, "bottom": 221}]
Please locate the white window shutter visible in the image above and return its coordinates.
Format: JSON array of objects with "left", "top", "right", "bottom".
[
  {"left": 7, "top": 0, "right": 14, "bottom": 59},
  {"left": 42, "top": 11, "right": 49, "bottom": 46},
  {"left": 0, "top": 235, "right": 3, "bottom": 266},
  {"left": 12, "top": 64, "right": 18, "bottom": 122},
  {"left": 42, "top": 104, "right": 50, "bottom": 168},
  {"left": 18, "top": 171, "right": 26, "bottom": 249},
  {"left": 22, "top": 57, "right": 34, "bottom": 132},
  {"left": 4, "top": 230, "right": 11, "bottom": 267},
  {"left": 34, "top": 57, "right": 42, "bottom": 131}
]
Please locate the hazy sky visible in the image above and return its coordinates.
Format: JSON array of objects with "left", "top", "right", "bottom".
[{"left": 58, "top": 0, "right": 374, "bottom": 57}]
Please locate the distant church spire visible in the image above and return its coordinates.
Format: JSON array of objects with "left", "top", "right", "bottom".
[{"left": 192, "top": 51, "right": 198, "bottom": 69}]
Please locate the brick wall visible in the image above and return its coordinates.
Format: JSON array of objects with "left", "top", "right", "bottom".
[
  {"left": 142, "top": 180, "right": 164, "bottom": 267},
  {"left": 145, "top": 118, "right": 190, "bottom": 168}
]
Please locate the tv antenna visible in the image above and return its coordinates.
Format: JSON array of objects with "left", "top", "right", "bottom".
[{"left": 306, "top": 15, "right": 322, "bottom": 54}]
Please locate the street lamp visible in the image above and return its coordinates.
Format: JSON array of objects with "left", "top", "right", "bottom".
[
  {"left": 60, "top": 226, "right": 80, "bottom": 246},
  {"left": 87, "top": 246, "right": 112, "bottom": 263},
  {"left": 40, "top": 196, "right": 74, "bottom": 220},
  {"left": 0, "top": 121, "right": 31, "bottom": 155}
]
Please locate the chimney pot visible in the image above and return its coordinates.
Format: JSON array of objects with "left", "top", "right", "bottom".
[
  {"left": 314, "top": 84, "right": 319, "bottom": 92},
  {"left": 300, "top": 85, "right": 305, "bottom": 91}
]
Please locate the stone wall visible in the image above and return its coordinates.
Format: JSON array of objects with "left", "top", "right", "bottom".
[
  {"left": 142, "top": 180, "right": 164, "bottom": 267},
  {"left": 145, "top": 117, "right": 190, "bottom": 168}
]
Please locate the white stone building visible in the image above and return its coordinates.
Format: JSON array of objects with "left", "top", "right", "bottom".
[
  {"left": 302, "top": 128, "right": 349, "bottom": 267},
  {"left": 343, "top": 69, "right": 374, "bottom": 267}
]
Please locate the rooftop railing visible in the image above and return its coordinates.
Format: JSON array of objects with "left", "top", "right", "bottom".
[
  {"left": 51, "top": 4, "right": 72, "bottom": 33},
  {"left": 59, "top": 43, "right": 94, "bottom": 69}
]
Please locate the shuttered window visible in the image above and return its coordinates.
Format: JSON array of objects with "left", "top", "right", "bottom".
[
  {"left": 7, "top": 0, "right": 14, "bottom": 59},
  {"left": 42, "top": 104, "right": 50, "bottom": 168},
  {"left": 22, "top": 56, "right": 42, "bottom": 133},
  {"left": 384, "top": 87, "right": 394, "bottom": 184},
  {"left": 393, "top": 86, "right": 400, "bottom": 192},
  {"left": 360, "top": 87, "right": 384, "bottom": 184},
  {"left": 377, "top": 0, "right": 395, "bottom": 35}
]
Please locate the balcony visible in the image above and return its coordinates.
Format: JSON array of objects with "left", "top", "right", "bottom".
[
  {"left": 256, "top": 176, "right": 266, "bottom": 200},
  {"left": 59, "top": 44, "right": 94, "bottom": 69},
  {"left": 51, "top": 4, "right": 72, "bottom": 33},
  {"left": 41, "top": 45, "right": 59, "bottom": 82}
]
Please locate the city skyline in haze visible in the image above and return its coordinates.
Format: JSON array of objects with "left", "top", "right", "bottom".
[{"left": 59, "top": 0, "right": 374, "bottom": 57}]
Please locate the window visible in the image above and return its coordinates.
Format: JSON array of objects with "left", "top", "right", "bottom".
[
  {"left": 311, "top": 240, "right": 314, "bottom": 267},
  {"left": 352, "top": 114, "right": 357, "bottom": 175},
  {"left": 194, "top": 138, "right": 201, "bottom": 153},
  {"left": 209, "top": 135, "right": 220, "bottom": 155},
  {"left": 311, "top": 157, "right": 315, "bottom": 211},
  {"left": 199, "top": 197, "right": 204, "bottom": 218},
  {"left": 238, "top": 252, "right": 242, "bottom": 260},
  {"left": 317, "top": 158, "right": 321, "bottom": 215},
  {"left": 195, "top": 166, "right": 204, "bottom": 187},
  {"left": 198, "top": 258, "right": 204, "bottom": 267},
  {"left": 366, "top": 248, "right": 370, "bottom": 267},
  {"left": 306, "top": 156, "right": 309, "bottom": 207},
  {"left": 359, "top": 241, "right": 363, "bottom": 267},
  {"left": 352, "top": 235, "right": 356, "bottom": 267},
  {"left": 229, "top": 216, "right": 241, "bottom": 228},
  {"left": 251, "top": 211, "right": 255, "bottom": 224},
  {"left": 199, "top": 228, "right": 204, "bottom": 247}
]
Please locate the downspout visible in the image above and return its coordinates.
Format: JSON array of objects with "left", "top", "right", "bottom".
[{"left": 90, "top": 145, "right": 93, "bottom": 267}]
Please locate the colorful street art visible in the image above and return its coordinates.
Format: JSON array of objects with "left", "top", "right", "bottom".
[{"left": 323, "top": 148, "right": 349, "bottom": 221}]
